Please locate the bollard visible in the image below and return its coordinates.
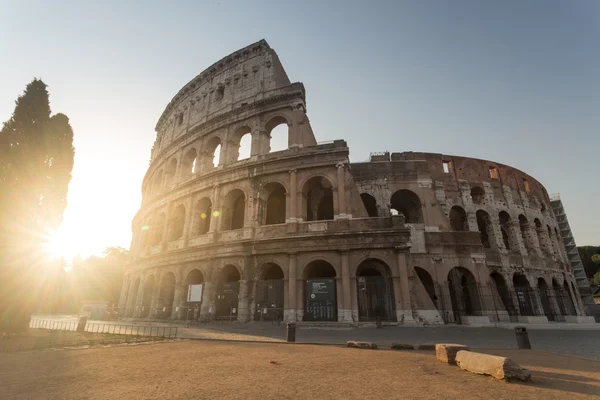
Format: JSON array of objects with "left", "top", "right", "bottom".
[
  {"left": 376, "top": 316, "right": 382, "bottom": 329},
  {"left": 514, "top": 326, "right": 531, "bottom": 349},
  {"left": 286, "top": 323, "right": 296, "bottom": 343}
]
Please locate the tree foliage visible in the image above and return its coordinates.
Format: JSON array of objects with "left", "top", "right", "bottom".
[
  {"left": 577, "top": 246, "right": 600, "bottom": 279},
  {"left": 593, "top": 271, "right": 600, "bottom": 286},
  {"left": 0, "top": 79, "right": 75, "bottom": 332}
]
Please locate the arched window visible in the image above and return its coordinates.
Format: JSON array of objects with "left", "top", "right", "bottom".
[
  {"left": 447, "top": 267, "right": 481, "bottom": 316},
  {"left": 476, "top": 210, "right": 493, "bottom": 248},
  {"left": 260, "top": 182, "right": 286, "bottom": 225},
  {"left": 151, "top": 213, "right": 166, "bottom": 245},
  {"left": 266, "top": 116, "right": 289, "bottom": 153},
  {"left": 204, "top": 137, "right": 221, "bottom": 169},
  {"left": 303, "top": 176, "right": 334, "bottom": 221},
  {"left": 470, "top": 186, "right": 485, "bottom": 205},
  {"left": 449, "top": 206, "right": 468, "bottom": 231},
  {"left": 360, "top": 193, "right": 378, "bottom": 217},
  {"left": 181, "top": 148, "right": 197, "bottom": 179},
  {"left": 157, "top": 272, "right": 176, "bottom": 318},
  {"left": 390, "top": 189, "right": 423, "bottom": 223},
  {"left": 231, "top": 126, "right": 252, "bottom": 162},
  {"left": 164, "top": 158, "right": 178, "bottom": 188},
  {"left": 519, "top": 215, "right": 534, "bottom": 251},
  {"left": 168, "top": 205, "right": 186, "bottom": 241},
  {"left": 153, "top": 169, "right": 163, "bottom": 194},
  {"left": 535, "top": 218, "right": 551, "bottom": 254},
  {"left": 415, "top": 267, "right": 437, "bottom": 305},
  {"left": 192, "top": 198, "right": 212, "bottom": 235},
  {"left": 222, "top": 189, "right": 245, "bottom": 230},
  {"left": 513, "top": 274, "right": 535, "bottom": 316}
]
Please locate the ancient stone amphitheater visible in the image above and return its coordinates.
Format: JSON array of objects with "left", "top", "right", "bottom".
[{"left": 118, "top": 40, "right": 592, "bottom": 325}]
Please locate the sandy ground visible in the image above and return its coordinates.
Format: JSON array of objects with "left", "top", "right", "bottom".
[{"left": 1, "top": 341, "right": 599, "bottom": 400}]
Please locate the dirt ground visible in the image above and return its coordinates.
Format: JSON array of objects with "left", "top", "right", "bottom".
[
  {"left": 0, "top": 330, "right": 125, "bottom": 352},
  {"left": 0, "top": 341, "right": 598, "bottom": 400}
]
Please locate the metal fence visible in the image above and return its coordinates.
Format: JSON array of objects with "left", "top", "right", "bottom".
[{"left": 29, "top": 316, "right": 178, "bottom": 338}]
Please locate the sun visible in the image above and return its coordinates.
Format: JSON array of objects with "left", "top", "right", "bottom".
[{"left": 45, "top": 229, "right": 77, "bottom": 261}]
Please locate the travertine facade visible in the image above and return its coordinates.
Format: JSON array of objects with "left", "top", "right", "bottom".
[{"left": 118, "top": 40, "right": 591, "bottom": 325}]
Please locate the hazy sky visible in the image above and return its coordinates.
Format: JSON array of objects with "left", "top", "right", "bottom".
[{"left": 1, "top": 0, "right": 599, "bottom": 258}]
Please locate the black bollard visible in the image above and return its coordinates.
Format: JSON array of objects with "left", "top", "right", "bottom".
[
  {"left": 376, "top": 316, "right": 382, "bottom": 329},
  {"left": 514, "top": 326, "right": 531, "bottom": 349},
  {"left": 286, "top": 323, "right": 296, "bottom": 343}
]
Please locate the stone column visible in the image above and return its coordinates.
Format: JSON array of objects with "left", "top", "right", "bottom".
[
  {"left": 237, "top": 280, "right": 250, "bottom": 322},
  {"left": 117, "top": 275, "right": 130, "bottom": 312},
  {"left": 287, "top": 253, "right": 298, "bottom": 321},
  {"left": 287, "top": 169, "right": 297, "bottom": 222},
  {"left": 200, "top": 281, "right": 216, "bottom": 317},
  {"left": 340, "top": 250, "right": 352, "bottom": 321},
  {"left": 466, "top": 211, "right": 478, "bottom": 232},
  {"left": 133, "top": 276, "right": 146, "bottom": 318},
  {"left": 208, "top": 185, "right": 220, "bottom": 241},
  {"left": 509, "top": 220, "right": 528, "bottom": 256},
  {"left": 183, "top": 196, "right": 194, "bottom": 247},
  {"left": 395, "top": 247, "right": 415, "bottom": 324},
  {"left": 171, "top": 284, "right": 185, "bottom": 319},
  {"left": 335, "top": 162, "right": 347, "bottom": 219},
  {"left": 489, "top": 213, "right": 506, "bottom": 250},
  {"left": 161, "top": 204, "right": 172, "bottom": 252}
]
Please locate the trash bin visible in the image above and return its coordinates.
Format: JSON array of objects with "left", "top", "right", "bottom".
[
  {"left": 286, "top": 323, "right": 296, "bottom": 343},
  {"left": 514, "top": 326, "right": 531, "bottom": 349}
]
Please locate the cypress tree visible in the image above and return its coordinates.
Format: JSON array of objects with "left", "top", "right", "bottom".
[{"left": 0, "top": 79, "right": 75, "bottom": 332}]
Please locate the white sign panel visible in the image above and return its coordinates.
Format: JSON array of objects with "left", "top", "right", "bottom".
[{"left": 187, "top": 284, "right": 204, "bottom": 302}]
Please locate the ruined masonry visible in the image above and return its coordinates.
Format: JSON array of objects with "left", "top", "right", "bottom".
[{"left": 118, "top": 40, "right": 593, "bottom": 325}]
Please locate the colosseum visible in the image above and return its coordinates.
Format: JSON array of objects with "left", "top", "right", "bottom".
[{"left": 118, "top": 40, "right": 594, "bottom": 326}]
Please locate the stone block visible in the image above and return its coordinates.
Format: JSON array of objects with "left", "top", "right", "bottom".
[
  {"left": 460, "top": 316, "right": 491, "bottom": 326},
  {"left": 391, "top": 343, "right": 414, "bottom": 350},
  {"left": 455, "top": 350, "right": 532, "bottom": 381},
  {"left": 347, "top": 341, "right": 377, "bottom": 349},
  {"left": 435, "top": 343, "right": 470, "bottom": 365},
  {"left": 564, "top": 316, "right": 596, "bottom": 324},
  {"left": 415, "top": 344, "right": 435, "bottom": 351}
]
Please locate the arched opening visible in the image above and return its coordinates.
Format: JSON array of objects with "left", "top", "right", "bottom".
[
  {"left": 470, "top": 186, "right": 485, "bottom": 205},
  {"left": 259, "top": 183, "right": 286, "bottom": 225},
  {"left": 157, "top": 272, "right": 176, "bottom": 319},
  {"left": 303, "top": 176, "right": 334, "bottom": 221},
  {"left": 303, "top": 260, "right": 337, "bottom": 321},
  {"left": 360, "top": 193, "right": 378, "bottom": 217},
  {"left": 222, "top": 189, "right": 245, "bottom": 231},
  {"left": 151, "top": 213, "right": 166, "bottom": 246},
  {"left": 513, "top": 274, "right": 535, "bottom": 316},
  {"left": 153, "top": 169, "right": 163, "bottom": 194},
  {"left": 447, "top": 267, "right": 481, "bottom": 322},
  {"left": 183, "top": 269, "right": 205, "bottom": 320},
  {"left": 449, "top": 206, "right": 468, "bottom": 231},
  {"left": 266, "top": 116, "right": 289, "bottom": 153},
  {"left": 490, "top": 273, "right": 516, "bottom": 317},
  {"left": 192, "top": 198, "right": 212, "bottom": 236},
  {"left": 498, "top": 211, "right": 516, "bottom": 250},
  {"left": 204, "top": 137, "right": 221, "bottom": 169},
  {"left": 535, "top": 219, "right": 550, "bottom": 254},
  {"left": 255, "top": 263, "right": 285, "bottom": 321},
  {"left": 216, "top": 265, "right": 241, "bottom": 319},
  {"left": 476, "top": 210, "right": 493, "bottom": 249},
  {"left": 564, "top": 280, "right": 577, "bottom": 316},
  {"left": 164, "top": 158, "right": 178, "bottom": 188},
  {"left": 519, "top": 215, "right": 534, "bottom": 251},
  {"left": 356, "top": 259, "right": 396, "bottom": 322},
  {"left": 230, "top": 126, "right": 252, "bottom": 162},
  {"left": 140, "top": 276, "right": 155, "bottom": 318},
  {"left": 168, "top": 205, "right": 186, "bottom": 241},
  {"left": 128, "top": 278, "right": 141, "bottom": 317},
  {"left": 390, "top": 189, "right": 423, "bottom": 223},
  {"left": 552, "top": 279, "right": 568, "bottom": 316},
  {"left": 181, "top": 148, "right": 197, "bottom": 179},
  {"left": 537, "top": 278, "right": 555, "bottom": 321},
  {"left": 415, "top": 267, "right": 437, "bottom": 307}
]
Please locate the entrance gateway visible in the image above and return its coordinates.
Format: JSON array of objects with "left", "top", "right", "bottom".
[{"left": 304, "top": 279, "right": 337, "bottom": 321}]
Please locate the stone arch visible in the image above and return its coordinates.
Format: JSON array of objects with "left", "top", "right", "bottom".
[
  {"left": 415, "top": 267, "right": 437, "bottom": 305},
  {"left": 184, "top": 268, "right": 205, "bottom": 285},
  {"left": 192, "top": 197, "right": 212, "bottom": 236},
  {"left": 302, "top": 176, "right": 334, "bottom": 221},
  {"left": 449, "top": 206, "right": 468, "bottom": 231},
  {"left": 157, "top": 272, "right": 176, "bottom": 319},
  {"left": 153, "top": 169, "right": 163, "bottom": 194},
  {"left": 360, "top": 193, "right": 378, "bottom": 217},
  {"left": 204, "top": 136, "right": 222, "bottom": 169},
  {"left": 470, "top": 186, "right": 485, "bottom": 205},
  {"left": 447, "top": 267, "right": 481, "bottom": 318},
  {"left": 303, "top": 259, "right": 338, "bottom": 322},
  {"left": 258, "top": 182, "right": 286, "bottom": 225},
  {"left": 265, "top": 115, "right": 290, "bottom": 153},
  {"left": 513, "top": 273, "right": 535, "bottom": 316},
  {"left": 221, "top": 189, "right": 246, "bottom": 230},
  {"left": 534, "top": 218, "right": 550, "bottom": 254},
  {"left": 355, "top": 259, "right": 396, "bottom": 322},
  {"left": 168, "top": 204, "right": 186, "bottom": 241},
  {"left": 140, "top": 275, "right": 155, "bottom": 318},
  {"left": 164, "top": 158, "right": 178, "bottom": 188},
  {"left": 181, "top": 147, "right": 197, "bottom": 179},
  {"left": 518, "top": 215, "right": 535, "bottom": 251},
  {"left": 476, "top": 209, "right": 495, "bottom": 249},
  {"left": 215, "top": 264, "right": 242, "bottom": 318},
  {"left": 490, "top": 272, "right": 516, "bottom": 316},
  {"left": 564, "top": 280, "right": 577, "bottom": 316},
  {"left": 537, "top": 277, "right": 555, "bottom": 321},
  {"left": 128, "top": 277, "right": 141, "bottom": 317},
  {"left": 230, "top": 125, "right": 252, "bottom": 162},
  {"left": 498, "top": 211, "right": 517, "bottom": 250},
  {"left": 151, "top": 212, "right": 166, "bottom": 245},
  {"left": 390, "top": 189, "right": 423, "bottom": 223},
  {"left": 254, "top": 262, "right": 285, "bottom": 321}
]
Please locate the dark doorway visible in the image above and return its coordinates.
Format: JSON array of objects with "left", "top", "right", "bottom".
[
  {"left": 356, "top": 259, "right": 396, "bottom": 322},
  {"left": 216, "top": 265, "right": 241, "bottom": 319},
  {"left": 303, "top": 260, "right": 337, "bottom": 321},
  {"left": 255, "top": 263, "right": 285, "bottom": 321}
]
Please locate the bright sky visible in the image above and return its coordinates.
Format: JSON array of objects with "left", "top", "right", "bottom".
[{"left": 1, "top": 0, "right": 599, "bottom": 259}]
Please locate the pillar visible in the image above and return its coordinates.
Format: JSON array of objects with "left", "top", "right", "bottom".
[
  {"left": 287, "top": 169, "right": 297, "bottom": 222},
  {"left": 208, "top": 185, "right": 220, "bottom": 241},
  {"left": 286, "top": 253, "right": 298, "bottom": 321},
  {"left": 183, "top": 196, "right": 194, "bottom": 247},
  {"left": 340, "top": 250, "right": 352, "bottom": 321},
  {"left": 200, "top": 281, "right": 216, "bottom": 317},
  {"left": 133, "top": 276, "right": 146, "bottom": 318},
  {"left": 161, "top": 204, "right": 172, "bottom": 252},
  {"left": 335, "top": 162, "right": 348, "bottom": 218},
  {"left": 395, "top": 247, "right": 415, "bottom": 323},
  {"left": 237, "top": 280, "right": 250, "bottom": 322},
  {"left": 171, "top": 284, "right": 185, "bottom": 319}
]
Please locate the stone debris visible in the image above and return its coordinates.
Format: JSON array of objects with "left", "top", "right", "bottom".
[
  {"left": 391, "top": 343, "right": 414, "bottom": 350},
  {"left": 415, "top": 344, "right": 435, "bottom": 351},
  {"left": 435, "top": 343, "right": 471, "bottom": 365},
  {"left": 455, "top": 350, "right": 532, "bottom": 381},
  {"left": 347, "top": 341, "right": 377, "bottom": 349}
]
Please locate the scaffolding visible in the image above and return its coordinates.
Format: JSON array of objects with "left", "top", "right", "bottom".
[{"left": 550, "top": 194, "right": 593, "bottom": 305}]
